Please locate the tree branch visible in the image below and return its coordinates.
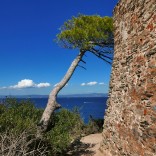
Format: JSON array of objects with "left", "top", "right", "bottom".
[
  {"left": 89, "top": 48, "right": 112, "bottom": 64},
  {"left": 88, "top": 40, "right": 114, "bottom": 48},
  {"left": 78, "top": 65, "right": 86, "bottom": 70},
  {"left": 91, "top": 48, "right": 113, "bottom": 60},
  {"left": 80, "top": 59, "right": 86, "bottom": 64},
  {"left": 38, "top": 50, "right": 86, "bottom": 133}
]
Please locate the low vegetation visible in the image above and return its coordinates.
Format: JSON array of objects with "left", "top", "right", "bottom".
[{"left": 0, "top": 98, "right": 103, "bottom": 155}]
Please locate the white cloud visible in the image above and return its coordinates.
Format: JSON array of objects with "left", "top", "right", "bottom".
[
  {"left": 1, "top": 79, "right": 50, "bottom": 89},
  {"left": 10, "top": 79, "right": 35, "bottom": 89},
  {"left": 87, "top": 81, "right": 97, "bottom": 86},
  {"left": 99, "top": 82, "right": 105, "bottom": 85},
  {"left": 2, "top": 87, "right": 7, "bottom": 89},
  {"left": 81, "top": 83, "right": 86, "bottom": 86},
  {"left": 0, "top": 86, "right": 7, "bottom": 89},
  {"left": 54, "top": 83, "right": 68, "bottom": 87},
  {"left": 54, "top": 83, "right": 59, "bottom": 87},
  {"left": 36, "top": 83, "right": 50, "bottom": 88},
  {"left": 81, "top": 81, "right": 98, "bottom": 86}
]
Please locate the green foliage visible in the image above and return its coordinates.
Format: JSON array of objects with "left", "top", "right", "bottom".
[
  {"left": 0, "top": 98, "right": 103, "bottom": 155},
  {"left": 57, "top": 14, "right": 113, "bottom": 50},
  {"left": 0, "top": 98, "right": 85, "bottom": 155},
  {"left": 0, "top": 98, "right": 43, "bottom": 133},
  {"left": 85, "top": 118, "right": 104, "bottom": 134},
  {"left": 46, "top": 108, "right": 84, "bottom": 155}
]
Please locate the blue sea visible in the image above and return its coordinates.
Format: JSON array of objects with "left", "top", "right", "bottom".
[
  {"left": 0, "top": 97, "right": 108, "bottom": 123},
  {"left": 30, "top": 97, "right": 108, "bottom": 123}
]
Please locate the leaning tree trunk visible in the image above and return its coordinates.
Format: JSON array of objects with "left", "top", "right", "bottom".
[{"left": 38, "top": 50, "right": 86, "bottom": 133}]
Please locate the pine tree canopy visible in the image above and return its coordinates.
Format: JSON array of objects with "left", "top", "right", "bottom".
[
  {"left": 56, "top": 15, "right": 114, "bottom": 63},
  {"left": 57, "top": 14, "right": 113, "bottom": 51}
]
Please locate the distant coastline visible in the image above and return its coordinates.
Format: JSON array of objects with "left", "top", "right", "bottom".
[{"left": 0, "top": 93, "right": 108, "bottom": 98}]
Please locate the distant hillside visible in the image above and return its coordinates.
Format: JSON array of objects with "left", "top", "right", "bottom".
[
  {"left": 0, "top": 93, "right": 108, "bottom": 98},
  {"left": 59, "top": 93, "right": 108, "bottom": 97}
]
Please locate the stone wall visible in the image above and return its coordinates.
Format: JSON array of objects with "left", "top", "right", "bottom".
[{"left": 100, "top": 0, "right": 156, "bottom": 155}]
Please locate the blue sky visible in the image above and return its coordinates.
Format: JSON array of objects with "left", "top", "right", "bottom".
[{"left": 0, "top": 0, "right": 118, "bottom": 95}]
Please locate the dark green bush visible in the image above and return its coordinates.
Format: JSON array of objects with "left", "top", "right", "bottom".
[
  {"left": 0, "top": 98, "right": 85, "bottom": 155},
  {"left": 84, "top": 116, "right": 104, "bottom": 134},
  {"left": 46, "top": 108, "right": 84, "bottom": 155},
  {"left": 0, "top": 98, "right": 43, "bottom": 133},
  {"left": 0, "top": 98, "right": 103, "bottom": 155}
]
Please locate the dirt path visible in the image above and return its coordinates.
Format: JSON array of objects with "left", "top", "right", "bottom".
[
  {"left": 66, "top": 133, "right": 104, "bottom": 156},
  {"left": 80, "top": 133, "right": 103, "bottom": 156}
]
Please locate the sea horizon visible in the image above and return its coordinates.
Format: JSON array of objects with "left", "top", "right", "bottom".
[
  {"left": 0, "top": 95, "right": 108, "bottom": 123},
  {"left": 0, "top": 93, "right": 108, "bottom": 98}
]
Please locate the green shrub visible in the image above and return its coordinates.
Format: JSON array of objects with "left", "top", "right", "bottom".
[
  {"left": 46, "top": 108, "right": 84, "bottom": 155},
  {"left": 84, "top": 116, "right": 104, "bottom": 134},
  {"left": 0, "top": 98, "right": 85, "bottom": 155},
  {"left": 0, "top": 98, "right": 103, "bottom": 155},
  {"left": 0, "top": 98, "right": 43, "bottom": 133}
]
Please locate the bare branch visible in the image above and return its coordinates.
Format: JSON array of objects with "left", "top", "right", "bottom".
[
  {"left": 78, "top": 65, "right": 86, "bottom": 70},
  {"left": 88, "top": 40, "right": 114, "bottom": 48},
  {"left": 80, "top": 59, "right": 86, "bottom": 64},
  {"left": 91, "top": 48, "right": 113, "bottom": 60},
  {"left": 89, "top": 49, "right": 112, "bottom": 64},
  {"left": 0, "top": 130, "right": 50, "bottom": 156}
]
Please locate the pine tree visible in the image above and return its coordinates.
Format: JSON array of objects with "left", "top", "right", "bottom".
[{"left": 38, "top": 14, "right": 114, "bottom": 133}]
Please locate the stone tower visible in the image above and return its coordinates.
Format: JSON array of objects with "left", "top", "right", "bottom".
[{"left": 100, "top": 0, "right": 156, "bottom": 155}]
